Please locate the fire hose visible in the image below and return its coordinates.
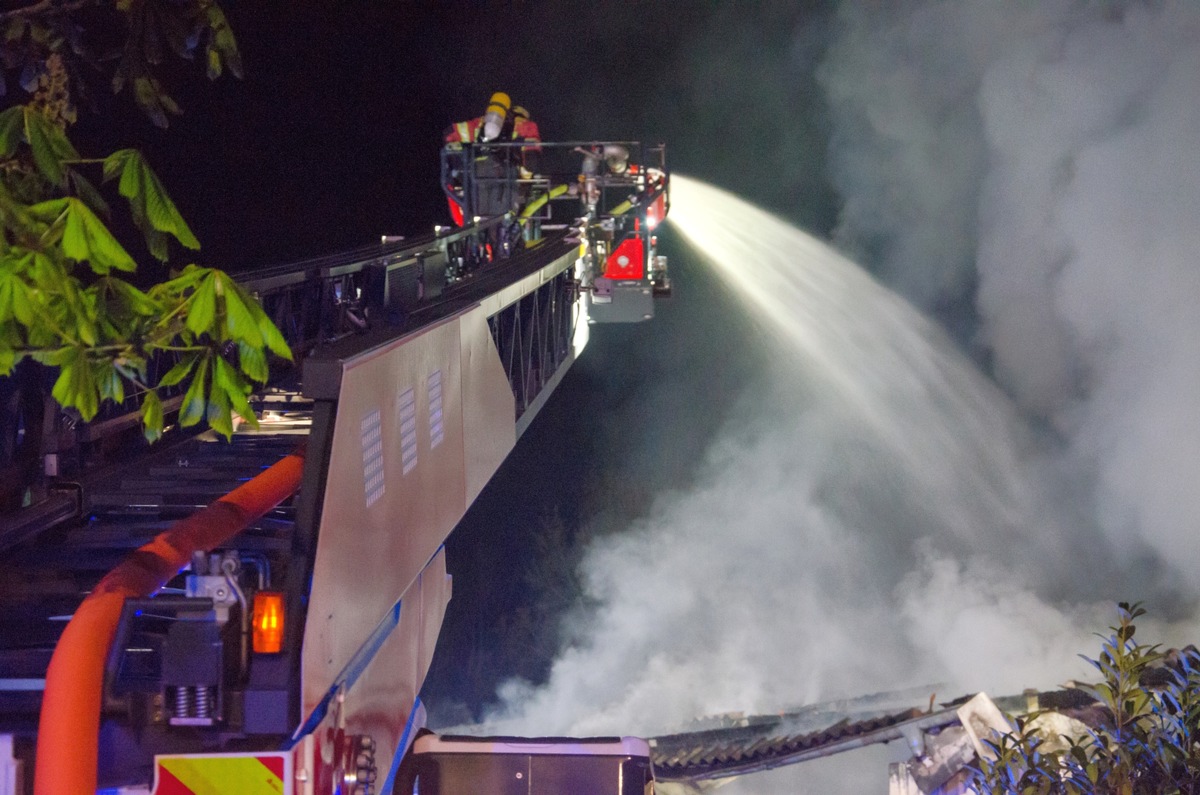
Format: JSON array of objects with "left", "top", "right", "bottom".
[{"left": 33, "top": 448, "right": 306, "bottom": 795}]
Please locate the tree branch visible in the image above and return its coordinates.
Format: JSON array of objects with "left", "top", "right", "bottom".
[{"left": 0, "top": 0, "right": 102, "bottom": 24}]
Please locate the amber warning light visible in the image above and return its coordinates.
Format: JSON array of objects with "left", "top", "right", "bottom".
[{"left": 252, "top": 591, "right": 285, "bottom": 653}]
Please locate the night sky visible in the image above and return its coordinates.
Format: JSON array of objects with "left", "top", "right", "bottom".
[{"left": 75, "top": 1, "right": 836, "bottom": 267}]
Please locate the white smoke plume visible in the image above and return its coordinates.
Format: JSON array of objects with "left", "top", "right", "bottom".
[
  {"left": 460, "top": 2, "right": 1200, "bottom": 791},
  {"left": 821, "top": 0, "right": 1200, "bottom": 582}
]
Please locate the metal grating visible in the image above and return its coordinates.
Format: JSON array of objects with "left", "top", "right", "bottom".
[
  {"left": 428, "top": 370, "right": 444, "bottom": 449},
  {"left": 397, "top": 388, "right": 418, "bottom": 475},
  {"left": 360, "top": 408, "right": 385, "bottom": 507}
]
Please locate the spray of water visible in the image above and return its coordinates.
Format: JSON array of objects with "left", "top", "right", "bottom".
[
  {"left": 481, "top": 177, "right": 1121, "bottom": 780},
  {"left": 667, "top": 175, "right": 1042, "bottom": 562}
]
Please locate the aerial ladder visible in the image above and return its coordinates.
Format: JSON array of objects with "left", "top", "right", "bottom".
[{"left": 0, "top": 126, "right": 670, "bottom": 794}]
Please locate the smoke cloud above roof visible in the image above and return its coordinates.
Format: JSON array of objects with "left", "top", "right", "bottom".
[
  {"left": 456, "top": 2, "right": 1200, "bottom": 791},
  {"left": 821, "top": 0, "right": 1200, "bottom": 583}
]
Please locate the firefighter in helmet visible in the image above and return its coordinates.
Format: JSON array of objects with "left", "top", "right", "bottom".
[
  {"left": 443, "top": 91, "right": 512, "bottom": 145},
  {"left": 509, "top": 105, "right": 541, "bottom": 180},
  {"left": 444, "top": 91, "right": 513, "bottom": 225}
]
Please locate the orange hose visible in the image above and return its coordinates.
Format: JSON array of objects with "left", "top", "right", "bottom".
[{"left": 34, "top": 450, "right": 306, "bottom": 795}]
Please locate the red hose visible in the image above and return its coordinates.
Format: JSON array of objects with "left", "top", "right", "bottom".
[{"left": 34, "top": 450, "right": 306, "bottom": 795}]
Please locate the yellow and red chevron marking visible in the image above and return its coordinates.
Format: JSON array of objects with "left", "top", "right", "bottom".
[{"left": 151, "top": 752, "right": 290, "bottom": 795}]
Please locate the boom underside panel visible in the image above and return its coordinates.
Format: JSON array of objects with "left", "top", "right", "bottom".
[{"left": 297, "top": 244, "right": 583, "bottom": 789}]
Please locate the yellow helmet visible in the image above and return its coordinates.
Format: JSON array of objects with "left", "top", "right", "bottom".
[
  {"left": 512, "top": 105, "right": 530, "bottom": 120},
  {"left": 486, "top": 92, "right": 511, "bottom": 115}
]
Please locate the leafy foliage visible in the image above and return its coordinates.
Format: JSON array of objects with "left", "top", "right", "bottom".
[
  {"left": 0, "top": 3, "right": 286, "bottom": 442},
  {"left": 0, "top": 102, "right": 291, "bottom": 441},
  {"left": 1, "top": 0, "right": 242, "bottom": 128},
  {"left": 970, "top": 603, "right": 1200, "bottom": 795}
]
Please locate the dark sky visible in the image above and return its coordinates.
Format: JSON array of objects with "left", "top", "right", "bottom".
[{"left": 75, "top": 1, "right": 836, "bottom": 268}]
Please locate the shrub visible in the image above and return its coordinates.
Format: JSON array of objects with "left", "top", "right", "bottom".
[{"left": 970, "top": 602, "right": 1200, "bottom": 795}]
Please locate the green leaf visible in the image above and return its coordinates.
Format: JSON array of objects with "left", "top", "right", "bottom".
[
  {"left": 244, "top": 294, "right": 292, "bottom": 360},
  {"left": 75, "top": 311, "right": 97, "bottom": 347},
  {"left": 133, "top": 76, "right": 171, "bottom": 129},
  {"left": 31, "top": 346, "right": 74, "bottom": 367},
  {"left": 186, "top": 273, "right": 216, "bottom": 335},
  {"left": 144, "top": 229, "right": 170, "bottom": 263},
  {"left": 0, "top": 106, "right": 23, "bottom": 158},
  {"left": 62, "top": 198, "right": 136, "bottom": 273},
  {"left": 206, "top": 379, "right": 233, "bottom": 438},
  {"left": 0, "top": 262, "right": 32, "bottom": 326},
  {"left": 260, "top": 318, "right": 292, "bottom": 360},
  {"left": 151, "top": 262, "right": 207, "bottom": 296},
  {"left": 206, "top": 6, "right": 243, "bottom": 80},
  {"left": 25, "top": 250, "right": 63, "bottom": 284},
  {"left": 23, "top": 107, "right": 79, "bottom": 187},
  {"left": 105, "top": 277, "right": 159, "bottom": 317},
  {"left": 101, "top": 148, "right": 131, "bottom": 184},
  {"left": 51, "top": 348, "right": 99, "bottom": 420},
  {"left": 214, "top": 354, "right": 257, "bottom": 429},
  {"left": 160, "top": 92, "right": 181, "bottom": 117},
  {"left": 179, "top": 354, "right": 209, "bottom": 427},
  {"left": 0, "top": 323, "right": 18, "bottom": 376},
  {"left": 69, "top": 171, "right": 111, "bottom": 219},
  {"left": 221, "top": 277, "right": 262, "bottom": 345},
  {"left": 114, "top": 355, "right": 147, "bottom": 384},
  {"left": 237, "top": 340, "right": 268, "bottom": 383},
  {"left": 50, "top": 360, "right": 75, "bottom": 408},
  {"left": 97, "top": 364, "right": 126, "bottom": 404},
  {"left": 16, "top": 260, "right": 59, "bottom": 336},
  {"left": 25, "top": 197, "right": 68, "bottom": 226},
  {"left": 141, "top": 390, "right": 163, "bottom": 443},
  {"left": 158, "top": 353, "right": 197, "bottom": 388},
  {"left": 213, "top": 353, "right": 239, "bottom": 394},
  {"left": 105, "top": 148, "right": 200, "bottom": 255}
]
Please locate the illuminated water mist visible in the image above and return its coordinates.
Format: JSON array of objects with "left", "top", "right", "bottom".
[
  {"left": 479, "top": 178, "right": 1120, "bottom": 793},
  {"left": 668, "top": 175, "right": 1040, "bottom": 560}
]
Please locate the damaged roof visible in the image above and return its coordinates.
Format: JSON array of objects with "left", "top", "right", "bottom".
[{"left": 649, "top": 704, "right": 960, "bottom": 782}]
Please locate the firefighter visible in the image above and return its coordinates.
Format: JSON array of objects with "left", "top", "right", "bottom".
[
  {"left": 443, "top": 92, "right": 516, "bottom": 225},
  {"left": 510, "top": 106, "right": 540, "bottom": 145},
  {"left": 443, "top": 91, "right": 511, "bottom": 145},
  {"left": 509, "top": 105, "right": 541, "bottom": 180}
]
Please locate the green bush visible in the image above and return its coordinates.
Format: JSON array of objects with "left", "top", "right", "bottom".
[{"left": 970, "top": 603, "right": 1200, "bottom": 795}]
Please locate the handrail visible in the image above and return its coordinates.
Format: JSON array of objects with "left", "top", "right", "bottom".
[{"left": 33, "top": 449, "right": 306, "bottom": 795}]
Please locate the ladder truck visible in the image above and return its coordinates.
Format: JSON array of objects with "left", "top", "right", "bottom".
[{"left": 0, "top": 138, "right": 669, "bottom": 794}]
